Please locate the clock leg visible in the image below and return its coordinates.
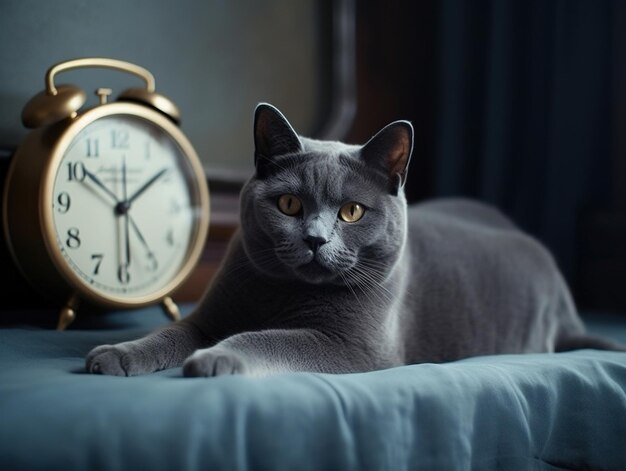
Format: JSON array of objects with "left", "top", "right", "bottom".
[
  {"left": 57, "top": 294, "right": 80, "bottom": 331},
  {"left": 161, "top": 296, "right": 181, "bottom": 322}
]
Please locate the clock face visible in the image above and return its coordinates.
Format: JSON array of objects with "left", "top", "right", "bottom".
[{"left": 49, "top": 114, "right": 205, "bottom": 301}]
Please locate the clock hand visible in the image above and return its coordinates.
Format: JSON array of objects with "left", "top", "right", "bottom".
[
  {"left": 129, "top": 216, "right": 148, "bottom": 248},
  {"left": 129, "top": 216, "right": 158, "bottom": 271},
  {"left": 127, "top": 167, "right": 169, "bottom": 206},
  {"left": 124, "top": 215, "right": 131, "bottom": 269},
  {"left": 122, "top": 155, "right": 128, "bottom": 202},
  {"left": 84, "top": 168, "right": 119, "bottom": 203},
  {"left": 84, "top": 162, "right": 130, "bottom": 280},
  {"left": 121, "top": 156, "right": 131, "bottom": 270}
]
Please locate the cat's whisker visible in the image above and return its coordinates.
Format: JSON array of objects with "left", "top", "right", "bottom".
[
  {"left": 356, "top": 259, "right": 398, "bottom": 281},
  {"left": 352, "top": 261, "right": 387, "bottom": 284},
  {"left": 344, "top": 272, "right": 375, "bottom": 307},
  {"left": 339, "top": 271, "right": 367, "bottom": 313},
  {"left": 354, "top": 260, "right": 398, "bottom": 292},
  {"left": 219, "top": 249, "right": 279, "bottom": 281},
  {"left": 257, "top": 154, "right": 298, "bottom": 176},
  {"left": 348, "top": 265, "right": 397, "bottom": 307},
  {"left": 344, "top": 269, "right": 385, "bottom": 308},
  {"left": 220, "top": 253, "right": 269, "bottom": 277},
  {"left": 358, "top": 258, "right": 392, "bottom": 272}
]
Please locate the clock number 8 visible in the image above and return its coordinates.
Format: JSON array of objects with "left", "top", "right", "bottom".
[{"left": 66, "top": 227, "right": 81, "bottom": 249}]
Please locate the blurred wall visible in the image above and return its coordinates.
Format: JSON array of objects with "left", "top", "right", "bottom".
[{"left": 0, "top": 0, "right": 329, "bottom": 180}]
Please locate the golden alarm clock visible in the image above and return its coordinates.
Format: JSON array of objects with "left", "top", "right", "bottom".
[{"left": 2, "top": 58, "right": 210, "bottom": 330}]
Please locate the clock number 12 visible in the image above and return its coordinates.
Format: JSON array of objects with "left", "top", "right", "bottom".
[{"left": 112, "top": 130, "right": 129, "bottom": 149}]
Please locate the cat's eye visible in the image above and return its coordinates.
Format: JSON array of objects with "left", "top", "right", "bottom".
[
  {"left": 339, "top": 202, "right": 365, "bottom": 223},
  {"left": 277, "top": 194, "right": 302, "bottom": 216}
]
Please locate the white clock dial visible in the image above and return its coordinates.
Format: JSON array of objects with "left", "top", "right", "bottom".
[{"left": 50, "top": 115, "right": 201, "bottom": 300}]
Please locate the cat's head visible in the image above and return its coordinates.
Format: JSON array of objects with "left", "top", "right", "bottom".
[{"left": 239, "top": 103, "right": 413, "bottom": 286}]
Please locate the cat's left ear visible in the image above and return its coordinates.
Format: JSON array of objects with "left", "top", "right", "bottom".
[
  {"left": 253, "top": 103, "right": 303, "bottom": 175},
  {"left": 361, "top": 121, "right": 413, "bottom": 195}
]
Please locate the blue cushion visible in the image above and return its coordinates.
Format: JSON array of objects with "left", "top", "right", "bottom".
[{"left": 1, "top": 307, "right": 625, "bottom": 470}]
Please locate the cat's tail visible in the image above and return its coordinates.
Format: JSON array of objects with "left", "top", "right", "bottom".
[
  {"left": 555, "top": 333, "right": 626, "bottom": 353},
  {"left": 551, "top": 272, "right": 626, "bottom": 352}
]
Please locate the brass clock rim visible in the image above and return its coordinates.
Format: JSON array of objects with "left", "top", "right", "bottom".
[{"left": 39, "top": 102, "right": 210, "bottom": 308}]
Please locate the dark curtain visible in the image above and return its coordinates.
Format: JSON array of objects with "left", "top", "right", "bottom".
[
  {"left": 434, "top": 0, "right": 614, "bottom": 286},
  {"left": 349, "top": 0, "right": 626, "bottom": 310}
]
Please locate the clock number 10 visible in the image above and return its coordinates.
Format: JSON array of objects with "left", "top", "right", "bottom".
[{"left": 66, "top": 162, "right": 86, "bottom": 182}]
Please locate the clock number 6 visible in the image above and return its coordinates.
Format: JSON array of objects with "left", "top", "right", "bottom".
[{"left": 118, "top": 263, "right": 130, "bottom": 284}]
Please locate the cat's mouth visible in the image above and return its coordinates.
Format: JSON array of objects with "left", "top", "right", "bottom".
[{"left": 295, "top": 259, "right": 336, "bottom": 284}]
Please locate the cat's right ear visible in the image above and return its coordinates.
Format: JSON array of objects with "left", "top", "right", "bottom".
[
  {"left": 361, "top": 120, "right": 414, "bottom": 195},
  {"left": 254, "top": 103, "right": 303, "bottom": 177}
]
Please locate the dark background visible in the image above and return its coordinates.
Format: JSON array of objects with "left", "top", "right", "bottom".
[
  {"left": 346, "top": 0, "right": 626, "bottom": 313},
  {"left": 1, "top": 0, "right": 625, "bottom": 316}
]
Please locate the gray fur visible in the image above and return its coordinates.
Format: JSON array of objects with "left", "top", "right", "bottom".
[{"left": 86, "top": 103, "right": 624, "bottom": 377}]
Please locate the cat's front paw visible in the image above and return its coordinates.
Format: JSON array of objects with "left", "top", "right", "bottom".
[
  {"left": 86, "top": 343, "right": 155, "bottom": 376},
  {"left": 182, "top": 347, "right": 248, "bottom": 377}
]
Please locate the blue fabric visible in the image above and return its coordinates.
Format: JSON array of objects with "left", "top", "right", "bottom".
[{"left": 1, "top": 308, "right": 626, "bottom": 470}]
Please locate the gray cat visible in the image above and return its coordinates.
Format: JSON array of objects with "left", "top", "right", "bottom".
[{"left": 86, "top": 103, "right": 623, "bottom": 377}]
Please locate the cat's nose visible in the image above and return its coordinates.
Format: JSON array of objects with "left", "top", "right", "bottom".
[{"left": 304, "top": 235, "right": 328, "bottom": 253}]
